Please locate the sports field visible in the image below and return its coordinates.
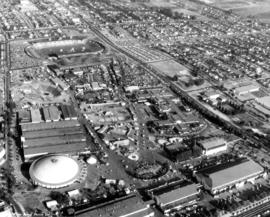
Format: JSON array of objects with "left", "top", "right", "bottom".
[{"left": 26, "top": 38, "right": 105, "bottom": 59}]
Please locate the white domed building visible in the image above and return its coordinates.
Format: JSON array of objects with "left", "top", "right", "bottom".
[
  {"left": 86, "top": 155, "right": 97, "bottom": 165},
  {"left": 29, "top": 154, "right": 87, "bottom": 189}
]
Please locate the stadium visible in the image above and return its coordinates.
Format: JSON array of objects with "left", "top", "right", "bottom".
[{"left": 25, "top": 37, "right": 105, "bottom": 60}]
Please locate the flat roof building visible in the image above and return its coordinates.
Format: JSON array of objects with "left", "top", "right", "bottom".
[
  {"left": 197, "top": 137, "right": 227, "bottom": 156},
  {"left": 203, "top": 90, "right": 220, "bottom": 100},
  {"left": 23, "top": 134, "right": 86, "bottom": 148},
  {"left": 30, "top": 108, "right": 42, "bottom": 123},
  {"left": 234, "top": 85, "right": 260, "bottom": 96},
  {"left": 72, "top": 195, "right": 154, "bottom": 217},
  {"left": 48, "top": 105, "right": 61, "bottom": 121},
  {"left": 197, "top": 159, "right": 264, "bottom": 195},
  {"left": 256, "top": 96, "right": 270, "bottom": 110},
  {"left": 155, "top": 183, "right": 198, "bottom": 208},
  {"left": 164, "top": 143, "right": 194, "bottom": 162},
  {"left": 18, "top": 110, "right": 31, "bottom": 124},
  {"left": 66, "top": 105, "right": 77, "bottom": 119},
  {"left": 60, "top": 104, "right": 77, "bottom": 120},
  {"left": 20, "top": 120, "right": 86, "bottom": 160},
  {"left": 21, "top": 120, "right": 80, "bottom": 132},
  {"left": 42, "top": 107, "right": 51, "bottom": 122},
  {"left": 60, "top": 104, "right": 70, "bottom": 120},
  {"left": 24, "top": 142, "right": 87, "bottom": 159},
  {"left": 22, "top": 126, "right": 82, "bottom": 140},
  {"left": 148, "top": 182, "right": 199, "bottom": 215}
]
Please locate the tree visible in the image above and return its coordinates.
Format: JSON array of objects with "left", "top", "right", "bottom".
[
  {"left": 0, "top": 190, "right": 8, "bottom": 201},
  {"left": 159, "top": 8, "right": 173, "bottom": 17},
  {"left": 190, "top": 69, "right": 198, "bottom": 77},
  {"left": 50, "top": 191, "right": 69, "bottom": 205},
  {"left": 194, "top": 78, "right": 204, "bottom": 86},
  {"left": 171, "top": 75, "right": 178, "bottom": 81}
]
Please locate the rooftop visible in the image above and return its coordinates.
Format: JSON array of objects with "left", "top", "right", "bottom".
[
  {"left": 234, "top": 84, "right": 259, "bottom": 95},
  {"left": 75, "top": 195, "right": 152, "bottom": 217},
  {"left": 24, "top": 142, "right": 87, "bottom": 157},
  {"left": 22, "top": 126, "right": 82, "bottom": 139},
  {"left": 256, "top": 96, "right": 270, "bottom": 109},
  {"left": 48, "top": 105, "right": 61, "bottom": 121},
  {"left": 205, "top": 159, "right": 264, "bottom": 190},
  {"left": 30, "top": 108, "right": 42, "bottom": 123},
  {"left": 29, "top": 154, "right": 83, "bottom": 188},
  {"left": 155, "top": 183, "right": 199, "bottom": 207},
  {"left": 198, "top": 138, "right": 226, "bottom": 150},
  {"left": 23, "top": 134, "right": 85, "bottom": 148},
  {"left": 21, "top": 120, "right": 80, "bottom": 132}
]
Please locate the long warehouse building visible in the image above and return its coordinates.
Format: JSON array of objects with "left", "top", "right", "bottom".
[
  {"left": 154, "top": 183, "right": 199, "bottom": 215},
  {"left": 21, "top": 126, "right": 83, "bottom": 140},
  {"left": 23, "top": 134, "right": 86, "bottom": 148},
  {"left": 71, "top": 194, "right": 154, "bottom": 217},
  {"left": 196, "top": 159, "right": 265, "bottom": 195},
  {"left": 21, "top": 120, "right": 80, "bottom": 132},
  {"left": 20, "top": 120, "right": 87, "bottom": 160},
  {"left": 24, "top": 142, "right": 87, "bottom": 158}
]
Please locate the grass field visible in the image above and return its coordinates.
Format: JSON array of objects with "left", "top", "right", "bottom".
[
  {"left": 201, "top": 0, "right": 270, "bottom": 22},
  {"left": 14, "top": 191, "right": 49, "bottom": 214},
  {"left": 150, "top": 60, "right": 190, "bottom": 77}
]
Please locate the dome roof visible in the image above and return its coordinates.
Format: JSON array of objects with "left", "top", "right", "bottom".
[
  {"left": 29, "top": 155, "right": 81, "bottom": 188},
  {"left": 87, "top": 156, "right": 97, "bottom": 165}
]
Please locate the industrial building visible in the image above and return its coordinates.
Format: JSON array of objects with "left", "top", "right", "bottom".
[
  {"left": 21, "top": 120, "right": 80, "bottom": 132},
  {"left": 197, "top": 137, "right": 227, "bottom": 156},
  {"left": 23, "top": 142, "right": 87, "bottom": 158},
  {"left": 42, "top": 107, "right": 51, "bottom": 122},
  {"left": 256, "top": 96, "right": 270, "bottom": 110},
  {"left": 60, "top": 104, "right": 70, "bottom": 120},
  {"left": 164, "top": 142, "right": 195, "bottom": 162},
  {"left": 48, "top": 105, "right": 61, "bottom": 121},
  {"left": 200, "top": 90, "right": 227, "bottom": 105},
  {"left": 69, "top": 194, "right": 154, "bottom": 217},
  {"left": 21, "top": 126, "right": 83, "bottom": 139},
  {"left": 202, "top": 90, "right": 220, "bottom": 101},
  {"left": 230, "top": 195, "right": 270, "bottom": 217},
  {"left": 30, "top": 108, "right": 42, "bottom": 123},
  {"left": 29, "top": 154, "right": 87, "bottom": 189},
  {"left": 23, "top": 134, "right": 86, "bottom": 148},
  {"left": 196, "top": 159, "right": 265, "bottom": 195},
  {"left": 148, "top": 182, "right": 199, "bottom": 215},
  {"left": 20, "top": 120, "right": 87, "bottom": 160},
  {"left": 18, "top": 110, "right": 31, "bottom": 124},
  {"left": 60, "top": 104, "right": 77, "bottom": 120},
  {"left": 42, "top": 105, "right": 62, "bottom": 122},
  {"left": 18, "top": 104, "right": 77, "bottom": 124},
  {"left": 234, "top": 84, "right": 260, "bottom": 96}
]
